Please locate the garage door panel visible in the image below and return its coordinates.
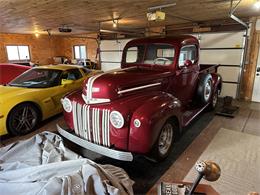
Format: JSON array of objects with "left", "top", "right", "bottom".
[
  {"left": 200, "top": 50, "right": 242, "bottom": 65},
  {"left": 221, "top": 83, "right": 237, "bottom": 98},
  {"left": 101, "top": 51, "right": 122, "bottom": 62},
  {"left": 199, "top": 32, "right": 244, "bottom": 48},
  {"left": 102, "top": 62, "right": 121, "bottom": 72},
  {"left": 217, "top": 66, "right": 240, "bottom": 82},
  {"left": 100, "top": 39, "right": 132, "bottom": 71}
]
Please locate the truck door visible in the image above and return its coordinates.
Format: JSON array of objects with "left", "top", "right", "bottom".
[{"left": 172, "top": 45, "right": 200, "bottom": 105}]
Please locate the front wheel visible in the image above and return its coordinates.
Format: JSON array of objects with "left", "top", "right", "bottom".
[
  {"left": 150, "top": 120, "right": 178, "bottom": 162},
  {"left": 7, "top": 103, "right": 40, "bottom": 135}
]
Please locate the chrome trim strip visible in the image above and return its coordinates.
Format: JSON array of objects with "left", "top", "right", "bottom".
[
  {"left": 102, "top": 109, "right": 106, "bottom": 146},
  {"left": 72, "top": 101, "right": 79, "bottom": 136},
  {"left": 107, "top": 109, "right": 110, "bottom": 147},
  {"left": 87, "top": 106, "right": 91, "bottom": 141},
  {"left": 96, "top": 108, "right": 100, "bottom": 144},
  {"left": 82, "top": 94, "right": 110, "bottom": 105},
  {"left": 57, "top": 125, "right": 133, "bottom": 161},
  {"left": 92, "top": 108, "right": 97, "bottom": 143},
  {"left": 117, "top": 82, "right": 161, "bottom": 94},
  {"left": 77, "top": 103, "right": 83, "bottom": 138},
  {"left": 82, "top": 104, "right": 86, "bottom": 139},
  {"left": 84, "top": 66, "right": 137, "bottom": 104}
]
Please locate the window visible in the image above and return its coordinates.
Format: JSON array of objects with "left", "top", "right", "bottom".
[
  {"left": 81, "top": 68, "right": 92, "bottom": 75},
  {"left": 125, "top": 46, "right": 144, "bottom": 63},
  {"left": 61, "top": 69, "right": 83, "bottom": 80},
  {"left": 6, "top": 45, "right": 30, "bottom": 61},
  {"left": 144, "top": 44, "right": 174, "bottom": 65},
  {"left": 74, "top": 45, "right": 87, "bottom": 59},
  {"left": 178, "top": 45, "right": 197, "bottom": 67}
]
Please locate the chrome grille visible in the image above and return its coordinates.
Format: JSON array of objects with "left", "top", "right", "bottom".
[{"left": 72, "top": 101, "right": 110, "bottom": 147}]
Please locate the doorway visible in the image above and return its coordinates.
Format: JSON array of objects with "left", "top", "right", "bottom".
[{"left": 252, "top": 37, "right": 260, "bottom": 102}]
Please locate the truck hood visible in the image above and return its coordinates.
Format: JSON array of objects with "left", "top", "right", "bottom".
[{"left": 82, "top": 66, "right": 172, "bottom": 104}]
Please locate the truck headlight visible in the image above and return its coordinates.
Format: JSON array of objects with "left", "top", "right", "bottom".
[
  {"left": 61, "top": 98, "right": 72, "bottom": 113},
  {"left": 110, "top": 111, "right": 124, "bottom": 129}
]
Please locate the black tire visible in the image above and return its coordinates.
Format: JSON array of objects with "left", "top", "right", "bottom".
[
  {"left": 7, "top": 103, "right": 40, "bottom": 135},
  {"left": 197, "top": 74, "right": 213, "bottom": 105},
  {"left": 150, "top": 120, "right": 178, "bottom": 162}
]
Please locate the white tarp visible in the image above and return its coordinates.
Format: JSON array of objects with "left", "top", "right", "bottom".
[{"left": 0, "top": 131, "right": 134, "bottom": 195}]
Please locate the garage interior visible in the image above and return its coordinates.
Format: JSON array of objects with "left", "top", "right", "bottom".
[{"left": 0, "top": 0, "right": 260, "bottom": 194}]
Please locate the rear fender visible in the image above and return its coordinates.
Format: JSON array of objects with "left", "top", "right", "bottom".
[
  {"left": 128, "top": 92, "right": 181, "bottom": 154},
  {"left": 211, "top": 73, "right": 222, "bottom": 93}
]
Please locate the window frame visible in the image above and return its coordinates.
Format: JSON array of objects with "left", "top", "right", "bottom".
[
  {"left": 178, "top": 44, "right": 198, "bottom": 68},
  {"left": 6, "top": 45, "right": 31, "bottom": 61},
  {"left": 73, "top": 45, "right": 87, "bottom": 60}
]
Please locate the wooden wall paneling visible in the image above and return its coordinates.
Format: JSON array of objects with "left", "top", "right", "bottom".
[
  {"left": 242, "top": 25, "right": 260, "bottom": 100},
  {"left": 0, "top": 33, "right": 98, "bottom": 65}
]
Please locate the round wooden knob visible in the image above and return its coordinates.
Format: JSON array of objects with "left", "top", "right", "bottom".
[{"left": 195, "top": 161, "right": 221, "bottom": 182}]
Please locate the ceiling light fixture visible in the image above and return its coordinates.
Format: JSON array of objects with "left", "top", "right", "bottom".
[
  {"left": 35, "top": 32, "right": 39, "bottom": 37},
  {"left": 254, "top": 0, "right": 260, "bottom": 9},
  {"left": 113, "top": 19, "right": 118, "bottom": 28}
]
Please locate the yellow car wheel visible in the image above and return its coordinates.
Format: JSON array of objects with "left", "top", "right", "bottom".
[{"left": 7, "top": 103, "right": 40, "bottom": 135}]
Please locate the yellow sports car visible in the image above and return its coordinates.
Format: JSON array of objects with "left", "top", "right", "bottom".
[{"left": 0, "top": 64, "right": 101, "bottom": 136}]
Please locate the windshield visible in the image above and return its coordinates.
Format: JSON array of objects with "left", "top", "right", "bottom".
[
  {"left": 125, "top": 43, "right": 175, "bottom": 66},
  {"left": 9, "top": 69, "right": 62, "bottom": 88}
]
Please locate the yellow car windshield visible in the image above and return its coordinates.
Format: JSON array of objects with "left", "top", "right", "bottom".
[{"left": 9, "top": 69, "right": 62, "bottom": 88}]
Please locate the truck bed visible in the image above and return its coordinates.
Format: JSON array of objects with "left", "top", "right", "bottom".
[{"left": 199, "top": 64, "right": 219, "bottom": 74}]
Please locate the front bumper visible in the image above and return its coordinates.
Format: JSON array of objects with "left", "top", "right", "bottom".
[{"left": 57, "top": 125, "right": 133, "bottom": 161}]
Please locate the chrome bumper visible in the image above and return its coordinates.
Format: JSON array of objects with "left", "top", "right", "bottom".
[{"left": 57, "top": 125, "right": 133, "bottom": 161}]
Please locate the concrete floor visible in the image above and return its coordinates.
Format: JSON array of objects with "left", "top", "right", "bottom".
[{"left": 0, "top": 100, "right": 260, "bottom": 194}]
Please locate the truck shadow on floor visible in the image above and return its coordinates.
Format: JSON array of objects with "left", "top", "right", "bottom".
[{"left": 66, "top": 110, "right": 215, "bottom": 194}]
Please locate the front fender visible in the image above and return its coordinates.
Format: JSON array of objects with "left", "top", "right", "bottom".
[{"left": 128, "top": 92, "right": 181, "bottom": 154}]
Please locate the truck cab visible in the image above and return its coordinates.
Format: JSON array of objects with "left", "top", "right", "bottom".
[{"left": 58, "top": 35, "right": 222, "bottom": 162}]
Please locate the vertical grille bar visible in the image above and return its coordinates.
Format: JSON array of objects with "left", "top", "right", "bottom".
[
  {"left": 82, "top": 105, "right": 88, "bottom": 140},
  {"left": 96, "top": 109, "right": 101, "bottom": 144},
  {"left": 77, "top": 103, "right": 84, "bottom": 138},
  {"left": 72, "top": 102, "right": 110, "bottom": 146},
  {"left": 102, "top": 109, "right": 106, "bottom": 146},
  {"left": 107, "top": 110, "right": 110, "bottom": 147},
  {"left": 87, "top": 106, "right": 91, "bottom": 141},
  {"left": 72, "top": 101, "right": 79, "bottom": 136}
]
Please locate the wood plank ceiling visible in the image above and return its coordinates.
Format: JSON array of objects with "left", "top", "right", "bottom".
[{"left": 0, "top": 0, "right": 259, "bottom": 37}]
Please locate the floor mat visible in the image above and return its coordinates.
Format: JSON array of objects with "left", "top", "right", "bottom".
[
  {"left": 184, "top": 128, "right": 260, "bottom": 195},
  {"left": 215, "top": 96, "right": 239, "bottom": 118}
]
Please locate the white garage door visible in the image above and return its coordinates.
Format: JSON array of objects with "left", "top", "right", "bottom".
[
  {"left": 194, "top": 31, "right": 246, "bottom": 98},
  {"left": 100, "top": 31, "right": 246, "bottom": 98},
  {"left": 100, "top": 39, "right": 132, "bottom": 71}
]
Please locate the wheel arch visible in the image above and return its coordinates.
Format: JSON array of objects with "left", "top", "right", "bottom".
[
  {"left": 6, "top": 101, "right": 43, "bottom": 129},
  {"left": 128, "top": 92, "right": 182, "bottom": 154},
  {"left": 211, "top": 73, "right": 222, "bottom": 93}
]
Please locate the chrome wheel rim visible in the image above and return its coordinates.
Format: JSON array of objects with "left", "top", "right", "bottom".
[
  {"left": 204, "top": 80, "right": 212, "bottom": 102},
  {"left": 11, "top": 106, "right": 37, "bottom": 133},
  {"left": 158, "top": 123, "right": 173, "bottom": 156}
]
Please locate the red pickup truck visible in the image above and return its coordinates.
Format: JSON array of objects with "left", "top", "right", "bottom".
[{"left": 58, "top": 35, "right": 222, "bottom": 161}]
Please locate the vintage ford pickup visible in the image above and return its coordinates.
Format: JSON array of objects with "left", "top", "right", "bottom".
[{"left": 58, "top": 35, "right": 222, "bottom": 161}]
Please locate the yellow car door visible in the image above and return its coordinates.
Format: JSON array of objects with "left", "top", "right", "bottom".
[{"left": 49, "top": 68, "right": 85, "bottom": 113}]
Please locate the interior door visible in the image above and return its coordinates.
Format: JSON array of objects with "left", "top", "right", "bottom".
[{"left": 252, "top": 44, "right": 260, "bottom": 102}]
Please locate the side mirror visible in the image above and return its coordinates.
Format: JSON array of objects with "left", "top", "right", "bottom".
[
  {"left": 61, "top": 79, "right": 74, "bottom": 85},
  {"left": 184, "top": 59, "right": 193, "bottom": 67}
]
